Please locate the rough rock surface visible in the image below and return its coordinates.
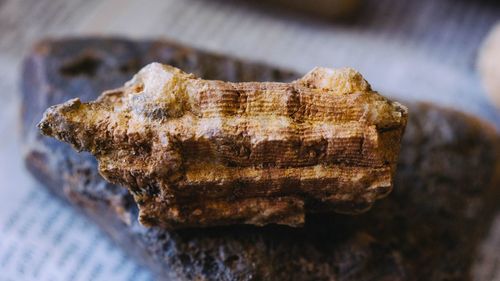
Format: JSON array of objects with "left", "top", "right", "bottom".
[
  {"left": 22, "top": 38, "right": 500, "bottom": 281},
  {"left": 38, "top": 62, "right": 407, "bottom": 229}
]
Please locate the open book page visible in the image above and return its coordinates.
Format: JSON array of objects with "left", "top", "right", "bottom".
[{"left": 0, "top": 97, "right": 153, "bottom": 281}]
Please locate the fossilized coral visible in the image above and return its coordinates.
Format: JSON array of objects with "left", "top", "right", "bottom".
[{"left": 39, "top": 63, "right": 408, "bottom": 229}]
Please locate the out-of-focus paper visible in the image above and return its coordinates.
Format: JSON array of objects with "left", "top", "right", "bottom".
[
  {"left": 0, "top": 120, "right": 153, "bottom": 281},
  {"left": 0, "top": 189, "right": 154, "bottom": 281}
]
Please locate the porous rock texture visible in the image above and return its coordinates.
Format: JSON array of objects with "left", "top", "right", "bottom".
[
  {"left": 38, "top": 62, "right": 407, "bottom": 229},
  {"left": 22, "top": 38, "right": 500, "bottom": 281}
]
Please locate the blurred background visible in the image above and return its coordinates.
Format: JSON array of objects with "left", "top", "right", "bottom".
[{"left": 0, "top": 0, "right": 499, "bottom": 280}]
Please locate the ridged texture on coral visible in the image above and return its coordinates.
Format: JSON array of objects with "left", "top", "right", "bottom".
[{"left": 38, "top": 63, "right": 408, "bottom": 229}]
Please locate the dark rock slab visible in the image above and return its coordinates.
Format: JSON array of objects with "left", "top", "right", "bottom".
[{"left": 21, "top": 38, "right": 500, "bottom": 281}]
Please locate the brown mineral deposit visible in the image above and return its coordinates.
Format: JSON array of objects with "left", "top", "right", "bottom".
[{"left": 38, "top": 63, "right": 408, "bottom": 229}]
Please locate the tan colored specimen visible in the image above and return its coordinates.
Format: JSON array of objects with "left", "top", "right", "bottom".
[
  {"left": 38, "top": 63, "right": 408, "bottom": 229},
  {"left": 478, "top": 22, "right": 500, "bottom": 109}
]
